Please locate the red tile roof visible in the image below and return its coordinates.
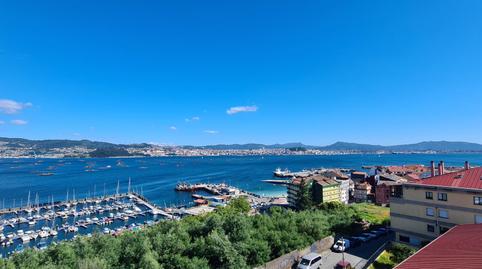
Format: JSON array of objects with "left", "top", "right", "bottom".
[
  {"left": 396, "top": 224, "right": 482, "bottom": 269},
  {"left": 386, "top": 165, "right": 429, "bottom": 174},
  {"left": 418, "top": 167, "right": 482, "bottom": 190}
]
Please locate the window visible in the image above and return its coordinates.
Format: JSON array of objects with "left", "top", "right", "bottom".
[
  {"left": 438, "top": 193, "right": 447, "bottom": 201},
  {"left": 426, "top": 207, "right": 435, "bottom": 216},
  {"left": 438, "top": 209, "right": 449, "bottom": 219},
  {"left": 427, "top": 224, "right": 435, "bottom": 233},
  {"left": 399, "top": 235, "right": 410, "bottom": 243},
  {"left": 440, "top": 226, "right": 450, "bottom": 234},
  {"left": 425, "top": 191, "right": 433, "bottom": 200},
  {"left": 475, "top": 215, "right": 482, "bottom": 224},
  {"left": 474, "top": 197, "right": 482, "bottom": 205}
]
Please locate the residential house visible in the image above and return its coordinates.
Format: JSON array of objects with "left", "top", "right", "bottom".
[
  {"left": 375, "top": 173, "right": 406, "bottom": 205},
  {"left": 351, "top": 171, "right": 367, "bottom": 183},
  {"left": 354, "top": 182, "right": 372, "bottom": 203}
]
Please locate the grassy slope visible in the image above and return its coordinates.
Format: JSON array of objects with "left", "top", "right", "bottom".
[{"left": 350, "top": 203, "right": 390, "bottom": 225}]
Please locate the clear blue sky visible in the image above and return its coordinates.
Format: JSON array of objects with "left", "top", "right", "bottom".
[{"left": 1, "top": 0, "right": 482, "bottom": 146}]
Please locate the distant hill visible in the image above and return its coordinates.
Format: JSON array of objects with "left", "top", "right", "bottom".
[
  {"left": 0, "top": 137, "right": 119, "bottom": 150},
  {"left": 385, "top": 141, "right": 482, "bottom": 152},
  {"left": 0, "top": 137, "right": 150, "bottom": 150},
  {"left": 2, "top": 137, "right": 482, "bottom": 153},
  {"left": 317, "top": 141, "right": 482, "bottom": 152},
  {"left": 318, "top": 142, "right": 385, "bottom": 151},
  {"left": 191, "top": 141, "right": 482, "bottom": 152},
  {"left": 192, "top": 142, "right": 308, "bottom": 150}
]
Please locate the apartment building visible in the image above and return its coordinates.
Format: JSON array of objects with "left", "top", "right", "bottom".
[
  {"left": 320, "top": 170, "right": 350, "bottom": 204},
  {"left": 287, "top": 175, "right": 341, "bottom": 208},
  {"left": 391, "top": 162, "right": 482, "bottom": 246},
  {"left": 287, "top": 177, "right": 306, "bottom": 207},
  {"left": 312, "top": 176, "right": 341, "bottom": 204}
]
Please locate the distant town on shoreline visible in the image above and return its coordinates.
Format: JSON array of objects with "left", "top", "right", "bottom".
[{"left": 1, "top": 137, "right": 482, "bottom": 158}]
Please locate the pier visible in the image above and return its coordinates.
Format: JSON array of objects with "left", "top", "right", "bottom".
[
  {"left": 261, "top": 179, "right": 291, "bottom": 185},
  {"left": 175, "top": 182, "right": 237, "bottom": 195},
  {"left": 127, "top": 193, "right": 174, "bottom": 219}
]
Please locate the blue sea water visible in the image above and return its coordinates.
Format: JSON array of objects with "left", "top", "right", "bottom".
[{"left": 0, "top": 154, "right": 481, "bottom": 208}]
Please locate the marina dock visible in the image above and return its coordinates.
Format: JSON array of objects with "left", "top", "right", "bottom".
[{"left": 0, "top": 190, "right": 173, "bottom": 257}]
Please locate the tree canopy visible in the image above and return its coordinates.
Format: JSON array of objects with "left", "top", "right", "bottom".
[{"left": 1, "top": 198, "right": 383, "bottom": 269}]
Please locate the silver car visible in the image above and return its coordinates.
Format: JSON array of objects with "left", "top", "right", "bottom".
[{"left": 297, "top": 252, "right": 323, "bottom": 269}]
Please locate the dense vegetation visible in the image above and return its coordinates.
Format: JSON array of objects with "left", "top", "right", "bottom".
[
  {"left": 1, "top": 199, "right": 385, "bottom": 269},
  {"left": 369, "top": 243, "right": 417, "bottom": 269}
]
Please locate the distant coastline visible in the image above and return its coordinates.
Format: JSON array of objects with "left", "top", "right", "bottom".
[{"left": 1, "top": 137, "right": 482, "bottom": 158}]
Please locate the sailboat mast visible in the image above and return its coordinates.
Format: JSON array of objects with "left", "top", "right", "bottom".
[
  {"left": 27, "top": 190, "right": 31, "bottom": 209},
  {"left": 128, "top": 177, "right": 131, "bottom": 194}
]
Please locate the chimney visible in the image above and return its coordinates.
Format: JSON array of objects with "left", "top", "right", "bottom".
[
  {"left": 430, "top": 161, "right": 435, "bottom": 177},
  {"left": 465, "top": 161, "right": 470, "bottom": 170},
  {"left": 440, "top": 161, "right": 445, "bottom": 175},
  {"left": 438, "top": 161, "right": 444, "bottom": 176}
]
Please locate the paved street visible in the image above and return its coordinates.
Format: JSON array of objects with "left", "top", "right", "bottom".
[{"left": 320, "top": 233, "right": 393, "bottom": 269}]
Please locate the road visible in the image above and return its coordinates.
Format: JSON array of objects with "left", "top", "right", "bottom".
[{"left": 320, "top": 233, "right": 394, "bottom": 269}]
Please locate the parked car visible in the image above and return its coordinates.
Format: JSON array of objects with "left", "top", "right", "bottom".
[
  {"left": 335, "top": 260, "right": 353, "bottom": 269},
  {"left": 369, "top": 230, "right": 384, "bottom": 237},
  {"left": 354, "top": 235, "right": 370, "bottom": 243},
  {"left": 348, "top": 237, "right": 362, "bottom": 248},
  {"left": 361, "top": 232, "right": 377, "bottom": 240},
  {"left": 376, "top": 227, "right": 389, "bottom": 234},
  {"left": 297, "top": 252, "right": 323, "bottom": 269},
  {"left": 332, "top": 238, "right": 351, "bottom": 252}
]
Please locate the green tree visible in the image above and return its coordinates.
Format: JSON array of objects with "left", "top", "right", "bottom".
[
  {"left": 296, "top": 178, "right": 313, "bottom": 210},
  {"left": 78, "top": 257, "right": 109, "bottom": 269},
  {"left": 192, "top": 230, "right": 248, "bottom": 269},
  {"left": 224, "top": 197, "right": 250, "bottom": 214},
  {"left": 389, "top": 243, "right": 416, "bottom": 264},
  {"left": 139, "top": 251, "right": 162, "bottom": 269}
]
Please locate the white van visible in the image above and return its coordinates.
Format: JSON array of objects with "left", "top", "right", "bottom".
[
  {"left": 333, "top": 238, "right": 351, "bottom": 252},
  {"left": 297, "top": 252, "right": 322, "bottom": 269}
]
